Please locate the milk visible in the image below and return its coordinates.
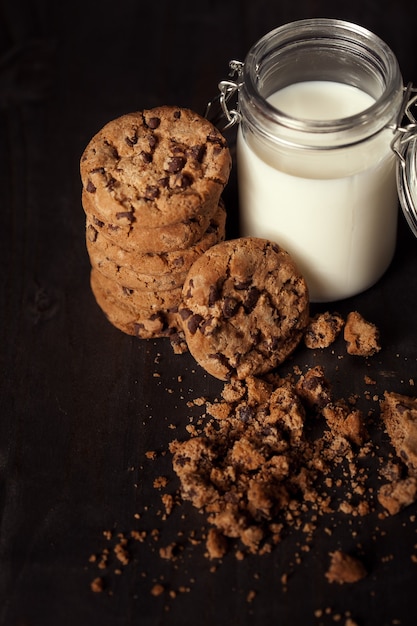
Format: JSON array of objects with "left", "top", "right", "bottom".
[{"left": 237, "top": 81, "right": 398, "bottom": 302}]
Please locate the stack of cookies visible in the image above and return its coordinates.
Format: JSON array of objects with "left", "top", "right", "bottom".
[{"left": 80, "top": 106, "right": 231, "bottom": 347}]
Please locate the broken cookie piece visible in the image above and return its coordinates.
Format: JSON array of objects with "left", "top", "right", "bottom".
[
  {"left": 206, "top": 527, "right": 228, "bottom": 560},
  {"left": 295, "top": 365, "right": 332, "bottom": 411},
  {"left": 344, "top": 311, "right": 381, "bottom": 356},
  {"left": 377, "top": 476, "right": 417, "bottom": 515},
  {"left": 304, "top": 311, "right": 344, "bottom": 349},
  {"left": 380, "top": 391, "right": 417, "bottom": 476},
  {"left": 322, "top": 401, "right": 368, "bottom": 447}
]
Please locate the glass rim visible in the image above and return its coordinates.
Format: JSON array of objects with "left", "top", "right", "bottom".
[{"left": 240, "top": 18, "right": 403, "bottom": 142}]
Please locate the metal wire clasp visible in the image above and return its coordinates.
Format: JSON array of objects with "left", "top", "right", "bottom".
[
  {"left": 390, "top": 82, "right": 417, "bottom": 237},
  {"left": 390, "top": 82, "right": 417, "bottom": 163},
  {"left": 205, "top": 60, "right": 244, "bottom": 130}
]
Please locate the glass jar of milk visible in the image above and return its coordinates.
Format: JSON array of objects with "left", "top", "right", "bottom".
[{"left": 232, "top": 19, "right": 408, "bottom": 302}]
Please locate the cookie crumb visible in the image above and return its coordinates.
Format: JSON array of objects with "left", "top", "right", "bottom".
[
  {"left": 154, "top": 476, "right": 168, "bottom": 489},
  {"left": 206, "top": 527, "right": 228, "bottom": 560},
  {"left": 325, "top": 550, "right": 367, "bottom": 584},
  {"left": 114, "top": 538, "right": 130, "bottom": 565},
  {"left": 150, "top": 583, "right": 165, "bottom": 596},
  {"left": 159, "top": 543, "right": 177, "bottom": 560},
  {"left": 246, "top": 589, "right": 256, "bottom": 603},
  {"left": 345, "top": 619, "right": 359, "bottom": 626},
  {"left": 90, "top": 577, "right": 104, "bottom": 593}
]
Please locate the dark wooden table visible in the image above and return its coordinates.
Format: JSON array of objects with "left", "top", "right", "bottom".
[{"left": 2, "top": 1, "right": 417, "bottom": 624}]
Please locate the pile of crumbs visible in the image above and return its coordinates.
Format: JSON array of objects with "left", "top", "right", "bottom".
[
  {"left": 87, "top": 310, "right": 417, "bottom": 621},
  {"left": 169, "top": 365, "right": 416, "bottom": 560}
]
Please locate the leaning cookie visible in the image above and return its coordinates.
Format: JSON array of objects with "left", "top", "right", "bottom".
[
  {"left": 80, "top": 106, "right": 231, "bottom": 229},
  {"left": 178, "top": 237, "right": 309, "bottom": 380}
]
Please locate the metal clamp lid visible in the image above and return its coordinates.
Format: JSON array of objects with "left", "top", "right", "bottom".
[
  {"left": 391, "top": 83, "right": 417, "bottom": 237},
  {"left": 205, "top": 60, "right": 244, "bottom": 130}
]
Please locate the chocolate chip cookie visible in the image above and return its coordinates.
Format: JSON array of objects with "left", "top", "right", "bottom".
[
  {"left": 178, "top": 237, "right": 309, "bottom": 380},
  {"left": 80, "top": 106, "right": 231, "bottom": 229},
  {"left": 91, "top": 267, "right": 183, "bottom": 313},
  {"left": 90, "top": 269, "right": 181, "bottom": 339},
  {"left": 85, "top": 199, "right": 226, "bottom": 289},
  {"left": 381, "top": 391, "right": 417, "bottom": 476},
  {"left": 82, "top": 189, "right": 217, "bottom": 254}
]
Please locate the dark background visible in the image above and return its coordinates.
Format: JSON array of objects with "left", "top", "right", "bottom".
[{"left": 1, "top": 1, "right": 417, "bottom": 625}]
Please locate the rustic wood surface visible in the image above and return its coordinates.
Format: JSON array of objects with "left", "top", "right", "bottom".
[{"left": 1, "top": 1, "right": 417, "bottom": 624}]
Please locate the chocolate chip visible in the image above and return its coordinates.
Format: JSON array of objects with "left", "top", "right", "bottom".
[
  {"left": 92, "top": 216, "right": 104, "bottom": 228},
  {"left": 125, "top": 131, "right": 138, "bottom": 147},
  {"left": 106, "top": 176, "right": 117, "bottom": 190},
  {"left": 200, "top": 316, "right": 214, "bottom": 335},
  {"left": 188, "top": 145, "right": 206, "bottom": 162},
  {"left": 86, "top": 179, "right": 96, "bottom": 193},
  {"left": 145, "top": 185, "right": 160, "bottom": 200},
  {"left": 86, "top": 225, "right": 98, "bottom": 242},
  {"left": 269, "top": 337, "right": 280, "bottom": 351},
  {"left": 173, "top": 110, "right": 181, "bottom": 119},
  {"left": 235, "top": 280, "right": 251, "bottom": 290},
  {"left": 208, "top": 284, "right": 221, "bottom": 307},
  {"left": 116, "top": 211, "right": 135, "bottom": 223},
  {"left": 179, "top": 308, "right": 193, "bottom": 321},
  {"left": 166, "top": 156, "right": 186, "bottom": 173},
  {"left": 239, "top": 405, "right": 255, "bottom": 423},
  {"left": 223, "top": 297, "right": 240, "bottom": 319},
  {"left": 147, "top": 117, "right": 160, "bottom": 129},
  {"left": 206, "top": 132, "right": 224, "bottom": 146},
  {"left": 158, "top": 176, "right": 170, "bottom": 188},
  {"left": 243, "top": 287, "right": 260, "bottom": 313},
  {"left": 104, "top": 140, "right": 120, "bottom": 159},
  {"left": 177, "top": 173, "right": 193, "bottom": 188},
  {"left": 141, "top": 151, "right": 153, "bottom": 163},
  {"left": 188, "top": 314, "right": 204, "bottom": 334},
  {"left": 174, "top": 454, "right": 190, "bottom": 468}
]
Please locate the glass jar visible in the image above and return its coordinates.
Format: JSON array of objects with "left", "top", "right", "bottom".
[{"left": 233, "top": 19, "right": 406, "bottom": 302}]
